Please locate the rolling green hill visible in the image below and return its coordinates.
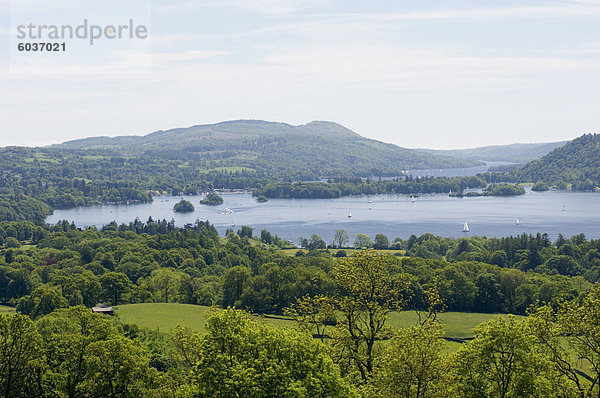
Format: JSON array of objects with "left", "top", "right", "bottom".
[
  {"left": 54, "top": 120, "right": 479, "bottom": 178},
  {"left": 417, "top": 141, "right": 566, "bottom": 163},
  {"left": 505, "top": 133, "right": 600, "bottom": 190}
]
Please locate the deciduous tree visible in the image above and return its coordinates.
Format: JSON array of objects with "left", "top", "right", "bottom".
[{"left": 332, "top": 250, "right": 405, "bottom": 381}]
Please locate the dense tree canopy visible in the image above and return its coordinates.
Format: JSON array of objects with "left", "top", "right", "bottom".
[
  {"left": 0, "top": 219, "right": 597, "bottom": 317},
  {"left": 1, "top": 237, "right": 600, "bottom": 396},
  {"left": 199, "top": 193, "right": 224, "bottom": 206},
  {"left": 492, "top": 133, "right": 600, "bottom": 190},
  {"left": 173, "top": 199, "right": 195, "bottom": 213},
  {"left": 178, "top": 308, "right": 353, "bottom": 398}
]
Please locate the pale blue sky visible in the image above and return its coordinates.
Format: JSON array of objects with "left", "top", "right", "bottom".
[{"left": 1, "top": 0, "right": 599, "bottom": 148}]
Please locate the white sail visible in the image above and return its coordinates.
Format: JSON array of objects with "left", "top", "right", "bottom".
[{"left": 462, "top": 222, "right": 469, "bottom": 232}]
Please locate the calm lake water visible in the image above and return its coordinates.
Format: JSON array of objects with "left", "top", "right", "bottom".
[
  {"left": 46, "top": 187, "right": 600, "bottom": 243},
  {"left": 397, "top": 161, "right": 511, "bottom": 178}
]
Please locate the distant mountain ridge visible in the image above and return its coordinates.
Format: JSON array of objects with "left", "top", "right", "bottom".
[
  {"left": 57, "top": 120, "right": 362, "bottom": 150},
  {"left": 54, "top": 120, "right": 479, "bottom": 178},
  {"left": 416, "top": 141, "right": 567, "bottom": 163}
]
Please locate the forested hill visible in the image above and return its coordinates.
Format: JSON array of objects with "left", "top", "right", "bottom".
[
  {"left": 502, "top": 133, "right": 600, "bottom": 190},
  {"left": 417, "top": 141, "right": 566, "bottom": 163},
  {"left": 54, "top": 120, "right": 478, "bottom": 177}
]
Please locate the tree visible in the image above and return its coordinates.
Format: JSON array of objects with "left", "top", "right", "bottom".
[
  {"left": 308, "top": 234, "right": 326, "bottom": 250},
  {"left": 474, "top": 273, "right": 503, "bottom": 313},
  {"left": 543, "top": 255, "right": 582, "bottom": 276},
  {"left": 367, "top": 321, "right": 448, "bottom": 398},
  {"left": 37, "top": 306, "right": 115, "bottom": 397},
  {"left": 499, "top": 269, "right": 526, "bottom": 313},
  {"left": 0, "top": 313, "right": 43, "bottom": 398},
  {"left": 222, "top": 266, "right": 252, "bottom": 307},
  {"left": 333, "top": 229, "right": 349, "bottom": 248},
  {"left": 353, "top": 233, "right": 372, "bottom": 249},
  {"left": 260, "top": 229, "right": 273, "bottom": 244},
  {"left": 37, "top": 306, "right": 155, "bottom": 398},
  {"left": 3, "top": 237, "right": 20, "bottom": 248},
  {"left": 99, "top": 272, "right": 132, "bottom": 305},
  {"left": 299, "top": 237, "right": 308, "bottom": 249},
  {"left": 455, "top": 239, "right": 471, "bottom": 257},
  {"left": 491, "top": 250, "right": 508, "bottom": 267},
  {"left": 200, "top": 193, "right": 224, "bottom": 206},
  {"left": 532, "top": 181, "right": 550, "bottom": 191},
  {"left": 173, "top": 199, "right": 194, "bottom": 213},
  {"left": 82, "top": 337, "right": 153, "bottom": 397},
  {"left": 529, "top": 283, "right": 600, "bottom": 397},
  {"left": 513, "top": 283, "right": 537, "bottom": 314},
  {"left": 63, "top": 272, "right": 102, "bottom": 308},
  {"left": 176, "top": 308, "right": 353, "bottom": 398},
  {"left": 148, "top": 268, "right": 184, "bottom": 303},
  {"left": 436, "top": 267, "right": 477, "bottom": 311},
  {"left": 332, "top": 250, "right": 405, "bottom": 381},
  {"left": 452, "top": 316, "right": 563, "bottom": 398},
  {"left": 237, "top": 225, "right": 253, "bottom": 239},
  {"left": 16, "top": 284, "right": 68, "bottom": 319},
  {"left": 6, "top": 268, "right": 32, "bottom": 301},
  {"left": 284, "top": 294, "right": 336, "bottom": 343},
  {"left": 373, "top": 234, "right": 390, "bottom": 250}
]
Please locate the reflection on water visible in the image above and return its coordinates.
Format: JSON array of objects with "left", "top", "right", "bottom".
[{"left": 46, "top": 187, "right": 600, "bottom": 243}]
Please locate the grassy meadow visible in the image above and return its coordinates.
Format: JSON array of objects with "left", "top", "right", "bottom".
[
  {"left": 114, "top": 302, "right": 518, "bottom": 342},
  {"left": 0, "top": 305, "right": 16, "bottom": 313}
]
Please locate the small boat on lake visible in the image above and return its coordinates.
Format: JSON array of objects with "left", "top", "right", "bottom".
[{"left": 462, "top": 222, "right": 470, "bottom": 233}]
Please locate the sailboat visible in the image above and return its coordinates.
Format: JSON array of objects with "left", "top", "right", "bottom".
[
  {"left": 347, "top": 213, "right": 352, "bottom": 218},
  {"left": 516, "top": 218, "right": 520, "bottom": 226},
  {"left": 411, "top": 195, "right": 416, "bottom": 203},
  {"left": 462, "top": 222, "right": 470, "bottom": 233}
]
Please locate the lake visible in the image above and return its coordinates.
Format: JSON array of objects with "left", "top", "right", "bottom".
[
  {"left": 396, "top": 161, "right": 512, "bottom": 178},
  {"left": 46, "top": 187, "right": 600, "bottom": 243}
]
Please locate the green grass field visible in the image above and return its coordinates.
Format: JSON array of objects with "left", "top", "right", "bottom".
[
  {"left": 387, "top": 311, "right": 524, "bottom": 339},
  {"left": 114, "top": 303, "right": 212, "bottom": 331},
  {"left": 2, "top": 301, "right": 519, "bottom": 342},
  {"left": 114, "top": 303, "right": 516, "bottom": 341}
]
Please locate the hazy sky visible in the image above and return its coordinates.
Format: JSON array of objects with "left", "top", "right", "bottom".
[{"left": 1, "top": 0, "right": 599, "bottom": 149}]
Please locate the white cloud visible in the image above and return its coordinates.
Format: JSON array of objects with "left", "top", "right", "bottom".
[
  {"left": 2, "top": 0, "right": 599, "bottom": 148},
  {"left": 259, "top": 44, "right": 598, "bottom": 90},
  {"left": 154, "top": 0, "right": 327, "bottom": 15},
  {"left": 252, "top": 4, "right": 600, "bottom": 38},
  {"left": 369, "top": 5, "right": 600, "bottom": 20},
  {"left": 150, "top": 33, "right": 211, "bottom": 46},
  {"left": 566, "top": 0, "right": 600, "bottom": 5}
]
